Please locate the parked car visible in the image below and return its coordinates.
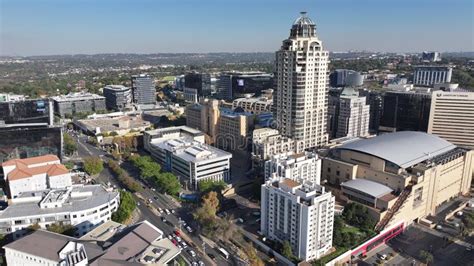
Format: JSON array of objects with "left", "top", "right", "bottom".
[
  {"left": 174, "top": 229, "right": 181, "bottom": 236},
  {"left": 188, "top": 250, "right": 196, "bottom": 257},
  {"left": 378, "top": 254, "right": 387, "bottom": 260},
  {"left": 198, "top": 261, "right": 205, "bottom": 266},
  {"left": 165, "top": 209, "right": 171, "bottom": 215},
  {"left": 207, "top": 253, "right": 216, "bottom": 260},
  {"left": 186, "top": 226, "right": 193, "bottom": 233}
]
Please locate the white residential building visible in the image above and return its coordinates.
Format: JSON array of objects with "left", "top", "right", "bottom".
[
  {"left": 2, "top": 155, "right": 72, "bottom": 199},
  {"left": 264, "top": 152, "right": 321, "bottom": 185},
  {"left": 232, "top": 96, "right": 273, "bottom": 114},
  {"left": 413, "top": 66, "right": 452, "bottom": 86},
  {"left": 260, "top": 178, "right": 335, "bottom": 261},
  {"left": 144, "top": 127, "right": 231, "bottom": 190},
  {"left": 328, "top": 88, "right": 370, "bottom": 139},
  {"left": 0, "top": 184, "right": 119, "bottom": 239},
  {"left": 252, "top": 128, "right": 295, "bottom": 167},
  {"left": 274, "top": 12, "right": 329, "bottom": 152}
]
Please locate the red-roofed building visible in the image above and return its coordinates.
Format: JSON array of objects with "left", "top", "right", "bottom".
[{"left": 2, "top": 155, "right": 72, "bottom": 198}]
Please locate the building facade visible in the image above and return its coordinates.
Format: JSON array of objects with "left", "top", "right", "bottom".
[
  {"left": 260, "top": 178, "right": 335, "bottom": 261},
  {"left": 0, "top": 125, "right": 63, "bottom": 163},
  {"left": 379, "top": 91, "right": 431, "bottom": 133},
  {"left": 232, "top": 95, "right": 273, "bottom": 115},
  {"left": 103, "top": 85, "right": 132, "bottom": 110},
  {"left": 131, "top": 74, "right": 156, "bottom": 105},
  {"left": 329, "top": 69, "right": 363, "bottom": 87},
  {"left": 144, "top": 127, "right": 231, "bottom": 190},
  {"left": 264, "top": 152, "right": 321, "bottom": 184},
  {"left": 4, "top": 220, "right": 180, "bottom": 266},
  {"left": 428, "top": 91, "right": 474, "bottom": 149},
  {"left": 0, "top": 99, "right": 53, "bottom": 125},
  {"left": 185, "top": 99, "right": 254, "bottom": 152},
  {"left": 359, "top": 89, "right": 383, "bottom": 134},
  {"left": 322, "top": 131, "right": 474, "bottom": 231},
  {"left": 413, "top": 66, "right": 452, "bottom": 86},
  {"left": 421, "top": 51, "right": 441, "bottom": 62},
  {"left": 3, "top": 155, "right": 72, "bottom": 198},
  {"left": 217, "top": 72, "right": 274, "bottom": 100},
  {"left": 0, "top": 184, "right": 119, "bottom": 239},
  {"left": 327, "top": 88, "right": 370, "bottom": 139},
  {"left": 251, "top": 128, "right": 295, "bottom": 169},
  {"left": 274, "top": 12, "right": 329, "bottom": 152},
  {"left": 52, "top": 93, "right": 106, "bottom": 117},
  {"left": 184, "top": 72, "right": 211, "bottom": 97}
]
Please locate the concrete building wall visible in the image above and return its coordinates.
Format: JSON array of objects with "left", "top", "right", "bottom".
[{"left": 428, "top": 91, "right": 474, "bottom": 149}]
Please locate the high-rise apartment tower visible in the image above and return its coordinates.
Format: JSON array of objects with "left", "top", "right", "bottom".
[{"left": 274, "top": 12, "right": 329, "bottom": 152}]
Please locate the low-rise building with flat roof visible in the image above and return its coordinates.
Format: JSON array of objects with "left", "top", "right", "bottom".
[
  {"left": 74, "top": 114, "right": 151, "bottom": 136},
  {"left": 52, "top": 92, "right": 106, "bottom": 117},
  {"left": 0, "top": 184, "right": 119, "bottom": 239},
  {"left": 144, "top": 127, "right": 231, "bottom": 190}
]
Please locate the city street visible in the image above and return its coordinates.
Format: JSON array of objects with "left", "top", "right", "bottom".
[{"left": 72, "top": 132, "right": 231, "bottom": 265}]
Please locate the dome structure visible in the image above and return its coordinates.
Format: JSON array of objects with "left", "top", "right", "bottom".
[{"left": 290, "top": 12, "right": 317, "bottom": 38}]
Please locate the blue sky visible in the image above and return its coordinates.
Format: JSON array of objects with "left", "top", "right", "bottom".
[{"left": 1, "top": 0, "right": 473, "bottom": 56}]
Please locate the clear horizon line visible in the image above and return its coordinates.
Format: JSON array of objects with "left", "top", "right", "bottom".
[{"left": 1, "top": 50, "right": 474, "bottom": 58}]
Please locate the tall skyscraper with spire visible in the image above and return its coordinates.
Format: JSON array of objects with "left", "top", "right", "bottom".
[{"left": 274, "top": 12, "right": 329, "bottom": 152}]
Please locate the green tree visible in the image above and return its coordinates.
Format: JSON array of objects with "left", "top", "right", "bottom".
[
  {"left": 199, "top": 179, "right": 227, "bottom": 194},
  {"left": 83, "top": 156, "right": 104, "bottom": 176},
  {"left": 343, "top": 203, "right": 376, "bottom": 230},
  {"left": 47, "top": 223, "right": 76, "bottom": 236},
  {"left": 282, "top": 241, "right": 294, "bottom": 260},
  {"left": 27, "top": 223, "right": 41, "bottom": 231},
  {"left": 155, "top": 172, "right": 181, "bottom": 196},
  {"left": 112, "top": 190, "right": 137, "bottom": 223},
  {"left": 63, "top": 133, "right": 77, "bottom": 156},
  {"left": 64, "top": 161, "right": 75, "bottom": 170},
  {"left": 419, "top": 250, "right": 434, "bottom": 265},
  {"left": 193, "top": 191, "right": 220, "bottom": 233}
]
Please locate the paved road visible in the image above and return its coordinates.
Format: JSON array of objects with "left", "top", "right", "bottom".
[{"left": 71, "top": 133, "right": 230, "bottom": 265}]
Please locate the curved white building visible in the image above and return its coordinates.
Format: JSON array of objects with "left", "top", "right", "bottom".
[{"left": 0, "top": 185, "right": 119, "bottom": 239}]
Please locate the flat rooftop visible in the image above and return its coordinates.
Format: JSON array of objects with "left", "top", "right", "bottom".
[
  {"left": 52, "top": 93, "right": 105, "bottom": 102},
  {"left": 153, "top": 138, "right": 231, "bottom": 163},
  {"left": 76, "top": 115, "right": 150, "bottom": 133},
  {"left": 0, "top": 185, "right": 118, "bottom": 220}
]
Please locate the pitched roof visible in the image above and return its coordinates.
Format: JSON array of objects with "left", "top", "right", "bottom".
[
  {"left": 7, "top": 164, "right": 69, "bottom": 181},
  {"left": 3, "top": 230, "right": 104, "bottom": 263},
  {"left": 2, "top": 154, "right": 60, "bottom": 167},
  {"left": 99, "top": 221, "right": 162, "bottom": 261}
]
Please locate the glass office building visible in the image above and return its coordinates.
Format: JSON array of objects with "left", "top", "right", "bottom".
[
  {"left": 0, "top": 125, "right": 62, "bottom": 162},
  {"left": 0, "top": 99, "right": 52, "bottom": 124},
  {"left": 379, "top": 91, "right": 431, "bottom": 133}
]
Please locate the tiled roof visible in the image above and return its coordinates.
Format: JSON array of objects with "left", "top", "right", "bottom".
[
  {"left": 2, "top": 154, "right": 59, "bottom": 167},
  {"left": 2, "top": 155, "right": 68, "bottom": 181},
  {"left": 7, "top": 164, "right": 69, "bottom": 181}
]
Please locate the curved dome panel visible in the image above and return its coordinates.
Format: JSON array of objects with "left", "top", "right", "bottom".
[{"left": 336, "top": 131, "right": 456, "bottom": 168}]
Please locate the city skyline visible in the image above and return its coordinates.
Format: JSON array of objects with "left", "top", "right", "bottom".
[{"left": 1, "top": 0, "right": 473, "bottom": 56}]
